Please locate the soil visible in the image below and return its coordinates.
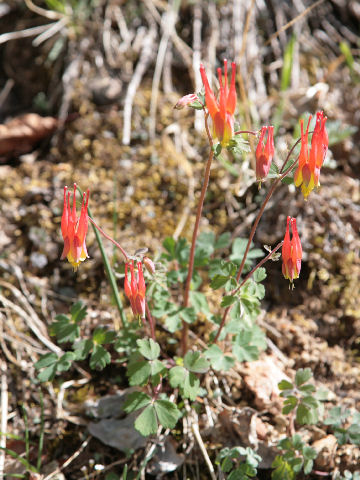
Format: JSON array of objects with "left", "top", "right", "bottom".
[{"left": 0, "top": 0, "right": 359, "bottom": 479}]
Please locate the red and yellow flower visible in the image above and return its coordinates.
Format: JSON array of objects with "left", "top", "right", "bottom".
[
  {"left": 124, "top": 261, "right": 146, "bottom": 319},
  {"left": 61, "top": 184, "right": 90, "bottom": 270},
  {"left": 200, "top": 59, "right": 237, "bottom": 146},
  {"left": 255, "top": 126, "right": 275, "bottom": 182},
  {"left": 282, "top": 216, "right": 302, "bottom": 283},
  {"left": 294, "top": 111, "right": 328, "bottom": 199}
]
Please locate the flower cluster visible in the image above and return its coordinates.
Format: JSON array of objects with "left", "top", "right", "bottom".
[
  {"left": 282, "top": 216, "right": 302, "bottom": 284},
  {"left": 200, "top": 59, "right": 237, "bottom": 146},
  {"left": 124, "top": 261, "right": 146, "bottom": 319},
  {"left": 61, "top": 184, "right": 90, "bottom": 271},
  {"left": 294, "top": 111, "right": 328, "bottom": 199}
]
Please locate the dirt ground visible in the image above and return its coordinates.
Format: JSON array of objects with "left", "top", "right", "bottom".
[{"left": 0, "top": 0, "right": 359, "bottom": 478}]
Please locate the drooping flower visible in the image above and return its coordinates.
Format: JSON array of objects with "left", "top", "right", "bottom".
[
  {"left": 294, "top": 111, "right": 328, "bottom": 199},
  {"left": 200, "top": 59, "right": 237, "bottom": 146},
  {"left": 282, "top": 216, "right": 302, "bottom": 284},
  {"left": 255, "top": 126, "right": 275, "bottom": 182},
  {"left": 61, "top": 184, "right": 89, "bottom": 271},
  {"left": 124, "top": 261, "right": 146, "bottom": 319}
]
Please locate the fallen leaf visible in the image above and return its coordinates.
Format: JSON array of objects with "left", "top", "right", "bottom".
[{"left": 0, "top": 113, "right": 58, "bottom": 157}]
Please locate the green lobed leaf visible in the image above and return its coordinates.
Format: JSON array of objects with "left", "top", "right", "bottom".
[
  {"left": 210, "top": 274, "right": 230, "bottom": 290},
  {"left": 37, "top": 363, "right": 57, "bottom": 382},
  {"left": 73, "top": 339, "right": 93, "bottom": 361},
  {"left": 89, "top": 344, "right": 111, "bottom": 370},
  {"left": 149, "top": 359, "right": 167, "bottom": 378},
  {"left": 34, "top": 353, "right": 58, "bottom": 370},
  {"left": 232, "top": 330, "right": 260, "bottom": 362},
  {"left": 134, "top": 404, "right": 158, "bottom": 436},
  {"left": 70, "top": 301, "right": 87, "bottom": 323},
  {"left": 295, "top": 368, "right": 312, "bottom": 387},
  {"left": 92, "top": 328, "right": 116, "bottom": 345},
  {"left": 168, "top": 366, "right": 200, "bottom": 400},
  {"left": 189, "top": 291, "right": 210, "bottom": 314},
  {"left": 184, "top": 351, "right": 209, "bottom": 373},
  {"left": 50, "top": 318, "right": 80, "bottom": 343},
  {"left": 278, "top": 380, "right": 294, "bottom": 391},
  {"left": 252, "top": 267, "right": 267, "bottom": 283},
  {"left": 215, "top": 232, "right": 231, "bottom": 250},
  {"left": 180, "top": 307, "right": 197, "bottom": 324},
  {"left": 282, "top": 396, "right": 297, "bottom": 415},
  {"left": 137, "top": 338, "right": 160, "bottom": 360},
  {"left": 165, "top": 311, "right": 182, "bottom": 333},
  {"left": 154, "top": 399, "right": 181, "bottom": 429},
  {"left": 296, "top": 402, "right": 319, "bottom": 425},
  {"left": 127, "top": 358, "right": 151, "bottom": 386},
  {"left": 205, "top": 345, "right": 235, "bottom": 372},
  {"left": 57, "top": 352, "right": 75, "bottom": 372},
  {"left": 268, "top": 161, "right": 279, "bottom": 179},
  {"left": 123, "top": 391, "right": 152, "bottom": 413},
  {"left": 162, "top": 237, "right": 176, "bottom": 258},
  {"left": 221, "top": 295, "right": 237, "bottom": 308},
  {"left": 271, "top": 456, "right": 296, "bottom": 480}
]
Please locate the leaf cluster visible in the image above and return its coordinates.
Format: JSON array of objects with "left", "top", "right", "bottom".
[
  {"left": 271, "top": 434, "right": 317, "bottom": 480},
  {"left": 35, "top": 302, "right": 116, "bottom": 381},
  {"left": 279, "top": 368, "right": 322, "bottom": 425},
  {"left": 324, "top": 407, "right": 360, "bottom": 446},
  {"left": 216, "top": 446, "right": 261, "bottom": 480}
]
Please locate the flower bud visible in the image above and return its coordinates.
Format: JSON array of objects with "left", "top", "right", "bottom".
[
  {"left": 143, "top": 256, "right": 156, "bottom": 275},
  {"left": 174, "top": 93, "right": 199, "bottom": 110}
]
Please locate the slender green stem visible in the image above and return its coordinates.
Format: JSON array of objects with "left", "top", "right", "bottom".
[
  {"left": 37, "top": 390, "right": 44, "bottom": 471},
  {"left": 181, "top": 112, "right": 214, "bottom": 356},
  {"left": 145, "top": 300, "right": 156, "bottom": 340},
  {"left": 22, "top": 405, "right": 29, "bottom": 463},
  {"left": 86, "top": 206, "right": 127, "bottom": 329},
  {"left": 212, "top": 138, "right": 302, "bottom": 344}
]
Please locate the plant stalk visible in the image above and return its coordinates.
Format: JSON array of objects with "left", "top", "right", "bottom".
[
  {"left": 181, "top": 112, "right": 214, "bottom": 356},
  {"left": 86, "top": 208, "right": 127, "bottom": 329},
  {"left": 212, "top": 139, "right": 302, "bottom": 343}
]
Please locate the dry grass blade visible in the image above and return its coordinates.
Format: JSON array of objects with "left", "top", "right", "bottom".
[
  {"left": 123, "top": 26, "right": 157, "bottom": 145},
  {"left": 0, "top": 360, "right": 8, "bottom": 480}
]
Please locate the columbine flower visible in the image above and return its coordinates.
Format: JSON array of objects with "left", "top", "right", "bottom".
[
  {"left": 200, "top": 59, "right": 237, "bottom": 146},
  {"left": 255, "top": 126, "right": 275, "bottom": 182},
  {"left": 282, "top": 216, "right": 302, "bottom": 284},
  {"left": 61, "top": 184, "right": 89, "bottom": 271},
  {"left": 124, "top": 261, "right": 146, "bottom": 319},
  {"left": 294, "top": 111, "right": 328, "bottom": 199}
]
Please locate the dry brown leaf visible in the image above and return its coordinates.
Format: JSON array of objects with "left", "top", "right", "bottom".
[
  {"left": 242, "top": 354, "right": 290, "bottom": 413},
  {"left": 0, "top": 113, "right": 58, "bottom": 157}
]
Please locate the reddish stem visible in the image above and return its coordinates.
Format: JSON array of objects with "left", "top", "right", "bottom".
[
  {"left": 88, "top": 216, "right": 129, "bottom": 262},
  {"left": 212, "top": 141, "right": 301, "bottom": 344},
  {"left": 234, "top": 130, "right": 258, "bottom": 136},
  {"left": 181, "top": 112, "right": 214, "bottom": 356},
  {"left": 213, "top": 241, "right": 283, "bottom": 343}
]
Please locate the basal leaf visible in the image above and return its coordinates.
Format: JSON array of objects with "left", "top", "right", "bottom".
[
  {"left": 134, "top": 404, "right": 158, "bottom": 436},
  {"left": 184, "top": 351, "right": 209, "bottom": 373},
  {"left": 123, "top": 391, "right": 151, "bottom": 413},
  {"left": 127, "top": 359, "right": 151, "bottom": 386},
  {"left": 89, "top": 344, "right": 111, "bottom": 370},
  {"left": 295, "top": 368, "right": 312, "bottom": 387},
  {"left": 137, "top": 338, "right": 160, "bottom": 360},
  {"left": 154, "top": 399, "right": 181, "bottom": 429}
]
